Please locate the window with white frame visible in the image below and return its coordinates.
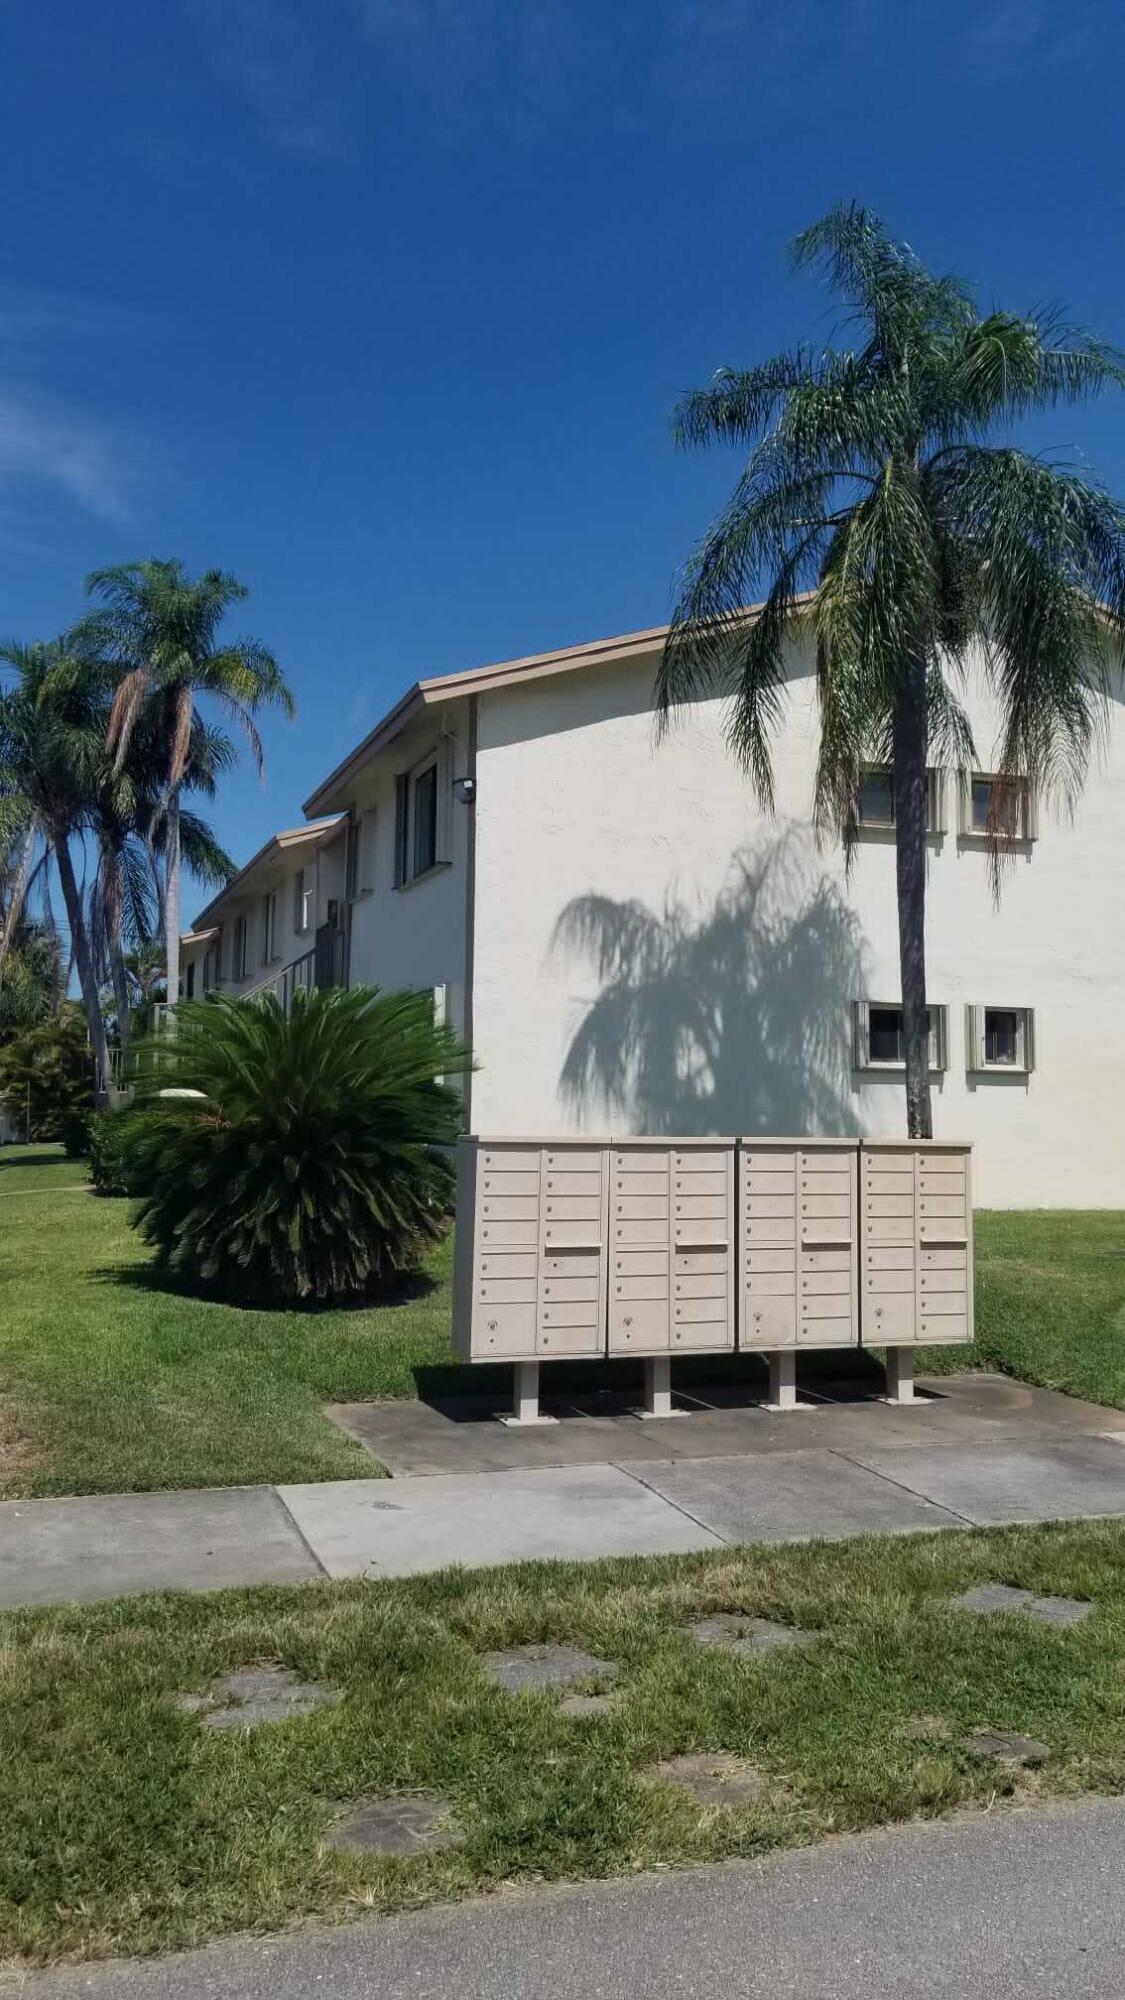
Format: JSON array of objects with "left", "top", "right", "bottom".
[
  {"left": 394, "top": 744, "right": 450, "bottom": 887},
  {"left": 232, "top": 913, "right": 248, "bottom": 981},
  {"left": 961, "top": 772, "right": 1036, "bottom": 841},
  {"left": 966, "top": 1004, "right": 1035, "bottom": 1074},
  {"left": 259, "top": 890, "right": 278, "bottom": 965},
  {"left": 293, "top": 862, "right": 314, "bottom": 934},
  {"left": 855, "top": 765, "right": 944, "bottom": 834},
  {"left": 853, "top": 1000, "right": 947, "bottom": 1071}
]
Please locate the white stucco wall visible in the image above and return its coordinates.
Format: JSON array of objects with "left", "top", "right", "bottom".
[
  {"left": 469, "top": 644, "right": 1125, "bottom": 1207},
  {"left": 342, "top": 704, "right": 472, "bottom": 1034}
]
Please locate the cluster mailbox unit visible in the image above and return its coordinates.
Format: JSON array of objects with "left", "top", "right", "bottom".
[{"left": 454, "top": 1136, "right": 972, "bottom": 1422}]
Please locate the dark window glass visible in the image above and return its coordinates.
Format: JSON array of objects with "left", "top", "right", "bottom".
[
  {"left": 858, "top": 770, "right": 895, "bottom": 825},
  {"left": 412, "top": 763, "right": 438, "bottom": 876},
  {"left": 985, "top": 1008, "right": 1019, "bottom": 1064},
  {"left": 186, "top": 961, "right": 195, "bottom": 999},
  {"left": 869, "top": 1006, "right": 905, "bottom": 1063},
  {"left": 972, "top": 777, "right": 1024, "bottom": 836}
]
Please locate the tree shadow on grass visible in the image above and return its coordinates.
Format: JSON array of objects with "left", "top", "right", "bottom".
[
  {"left": 0, "top": 1148, "right": 76, "bottom": 1174},
  {"left": 96, "top": 1260, "right": 442, "bottom": 1316},
  {"left": 552, "top": 824, "right": 866, "bottom": 1136}
]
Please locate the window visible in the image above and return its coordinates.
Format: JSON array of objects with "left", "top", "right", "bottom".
[
  {"left": 855, "top": 766, "right": 944, "bottom": 834},
  {"left": 346, "top": 809, "right": 377, "bottom": 900},
  {"left": 232, "top": 913, "right": 248, "bottom": 981},
  {"left": 204, "top": 935, "right": 222, "bottom": 991},
  {"left": 967, "top": 1005, "right": 1035, "bottom": 1074},
  {"left": 259, "top": 890, "right": 278, "bottom": 965},
  {"left": 293, "top": 863, "right": 314, "bottom": 934},
  {"left": 185, "top": 960, "right": 196, "bottom": 1000},
  {"left": 962, "top": 773, "right": 1035, "bottom": 841},
  {"left": 853, "top": 1000, "right": 947, "bottom": 1072},
  {"left": 394, "top": 744, "right": 451, "bottom": 887}
]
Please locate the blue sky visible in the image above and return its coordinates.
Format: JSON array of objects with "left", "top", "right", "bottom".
[{"left": 5, "top": 0, "right": 1125, "bottom": 916}]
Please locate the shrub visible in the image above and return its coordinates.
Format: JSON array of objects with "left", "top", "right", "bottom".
[
  {"left": 59, "top": 1107, "right": 93, "bottom": 1158},
  {"left": 87, "top": 1106, "right": 157, "bottom": 1196},
  {"left": 0, "top": 1011, "right": 93, "bottom": 1140},
  {"left": 129, "top": 986, "right": 471, "bottom": 1303}
]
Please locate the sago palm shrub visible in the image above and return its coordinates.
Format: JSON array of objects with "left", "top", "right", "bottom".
[{"left": 128, "top": 986, "right": 471, "bottom": 1304}]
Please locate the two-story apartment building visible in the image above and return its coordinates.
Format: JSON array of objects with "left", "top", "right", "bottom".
[
  {"left": 186, "top": 615, "right": 1125, "bottom": 1208},
  {"left": 181, "top": 815, "right": 347, "bottom": 1007}
]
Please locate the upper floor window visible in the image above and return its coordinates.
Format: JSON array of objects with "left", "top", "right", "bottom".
[
  {"left": 346, "top": 809, "right": 377, "bottom": 900},
  {"left": 394, "top": 744, "right": 451, "bottom": 888},
  {"left": 962, "top": 773, "right": 1036, "bottom": 841},
  {"left": 856, "top": 766, "right": 943, "bottom": 834},
  {"left": 967, "top": 1004, "right": 1035, "bottom": 1074},
  {"left": 232, "top": 913, "right": 248, "bottom": 981},
  {"left": 853, "top": 1000, "right": 947, "bottom": 1072},
  {"left": 293, "top": 863, "right": 314, "bottom": 934}
]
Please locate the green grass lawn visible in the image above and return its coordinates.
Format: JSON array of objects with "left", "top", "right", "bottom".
[
  {"left": 3, "top": 1145, "right": 1124, "bottom": 1498},
  {"left": 3, "top": 1519, "right": 1125, "bottom": 1967},
  {"left": 0, "top": 1144, "right": 455, "bottom": 1497}
]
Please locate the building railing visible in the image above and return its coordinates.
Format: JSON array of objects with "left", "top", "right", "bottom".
[{"left": 240, "top": 925, "right": 348, "bottom": 1015}]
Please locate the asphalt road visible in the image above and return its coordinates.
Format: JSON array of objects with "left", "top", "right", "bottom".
[{"left": 15, "top": 1798, "right": 1125, "bottom": 1999}]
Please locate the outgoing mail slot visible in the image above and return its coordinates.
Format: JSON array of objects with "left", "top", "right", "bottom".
[{"left": 675, "top": 1250, "right": 729, "bottom": 1274}]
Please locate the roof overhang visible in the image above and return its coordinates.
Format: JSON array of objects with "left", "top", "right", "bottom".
[{"left": 190, "top": 814, "right": 346, "bottom": 932}]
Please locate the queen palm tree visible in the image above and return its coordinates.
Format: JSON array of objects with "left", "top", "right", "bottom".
[
  {"left": 75, "top": 560, "right": 294, "bottom": 1011},
  {"left": 0, "top": 640, "right": 113, "bottom": 1095},
  {"left": 657, "top": 204, "right": 1125, "bottom": 1136}
]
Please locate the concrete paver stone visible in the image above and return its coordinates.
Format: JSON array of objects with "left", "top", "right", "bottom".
[
  {"left": 688, "top": 1612, "right": 815, "bottom": 1657},
  {"left": 965, "top": 1728, "right": 1049, "bottom": 1765},
  {"left": 175, "top": 1666, "right": 339, "bottom": 1730},
  {"left": 483, "top": 1644, "right": 619, "bottom": 1695},
  {"left": 647, "top": 1752, "right": 770, "bottom": 1808},
  {"left": 559, "top": 1692, "right": 618, "bottom": 1719},
  {"left": 948, "top": 1584, "right": 1091, "bottom": 1626},
  {"left": 324, "top": 1796, "right": 463, "bottom": 1856}
]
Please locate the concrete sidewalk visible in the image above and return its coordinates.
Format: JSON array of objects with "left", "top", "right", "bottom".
[
  {"left": 3, "top": 1373, "right": 1125, "bottom": 1609},
  {"left": 17, "top": 1798, "right": 1125, "bottom": 1998}
]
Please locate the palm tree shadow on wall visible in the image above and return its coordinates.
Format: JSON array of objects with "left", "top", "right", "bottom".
[{"left": 551, "top": 826, "right": 866, "bottom": 1137}]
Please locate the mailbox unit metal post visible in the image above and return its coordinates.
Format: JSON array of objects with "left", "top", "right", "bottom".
[
  {"left": 606, "top": 1139, "right": 736, "bottom": 1417},
  {"left": 860, "top": 1141, "right": 974, "bottom": 1403},
  {"left": 453, "top": 1138, "right": 610, "bottom": 1422},
  {"left": 738, "top": 1139, "right": 860, "bottom": 1409}
]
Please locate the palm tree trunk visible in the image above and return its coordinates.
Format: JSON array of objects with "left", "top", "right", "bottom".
[
  {"left": 894, "top": 653, "right": 933, "bottom": 1139},
  {"left": 110, "top": 933, "right": 132, "bottom": 1056},
  {"left": 54, "top": 833, "right": 111, "bottom": 1103},
  {"left": 164, "top": 784, "right": 182, "bottom": 1013},
  {"left": 101, "top": 835, "right": 132, "bottom": 1056},
  {"left": 0, "top": 818, "right": 38, "bottom": 987}
]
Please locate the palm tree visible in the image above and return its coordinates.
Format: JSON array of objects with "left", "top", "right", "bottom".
[
  {"left": 0, "top": 640, "right": 113, "bottom": 1095},
  {"left": 658, "top": 204, "right": 1125, "bottom": 1136},
  {"left": 75, "top": 560, "right": 294, "bottom": 1011}
]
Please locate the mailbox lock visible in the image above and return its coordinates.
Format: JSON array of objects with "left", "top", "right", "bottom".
[
  {"left": 624, "top": 1315, "right": 633, "bottom": 1327},
  {"left": 487, "top": 1319, "right": 498, "bottom": 1332},
  {"left": 754, "top": 1311, "right": 762, "bottom": 1323}
]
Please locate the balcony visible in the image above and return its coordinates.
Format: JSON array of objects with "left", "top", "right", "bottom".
[{"left": 241, "top": 925, "right": 347, "bottom": 1014}]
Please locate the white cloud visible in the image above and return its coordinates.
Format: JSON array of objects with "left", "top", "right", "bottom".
[
  {"left": 0, "top": 387, "right": 145, "bottom": 525},
  {"left": 191, "top": 0, "right": 349, "bottom": 158}
]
